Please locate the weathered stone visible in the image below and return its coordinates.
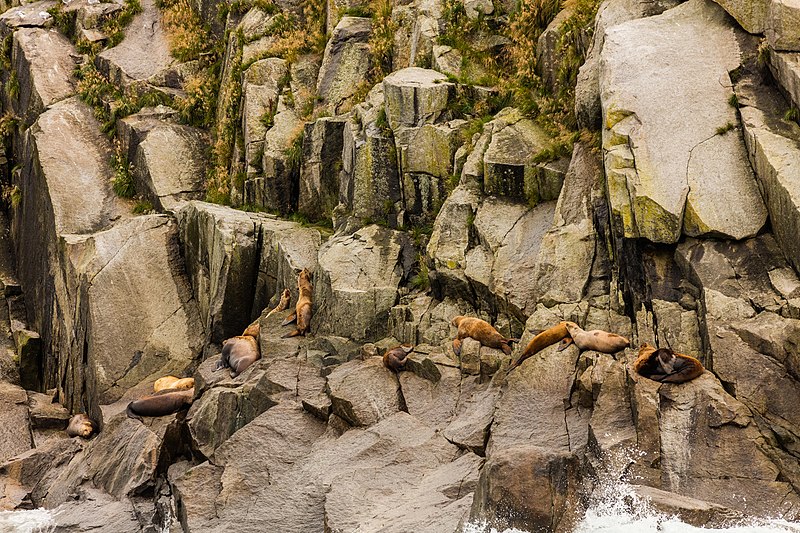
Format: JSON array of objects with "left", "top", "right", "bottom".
[
  {"left": 0, "top": 2, "right": 57, "bottom": 34},
  {"left": 383, "top": 67, "right": 452, "bottom": 129},
  {"left": 176, "top": 201, "right": 260, "bottom": 342},
  {"left": 0, "top": 382, "right": 30, "bottom": 464},
  {"left": 298, "top": 116, "right": 347, "bottom": 221},
  {"left": 442, "top": 385, "right": 498, "bottom": 455},
  {"left": 427, "top": 185, "right": 479, "bottom": 282},
  {"left": 432, "top": 44, "right": 461, "bottom": 78},
  {"left": 12, "top": 324, "right": 41, "bottom": 391},
  {"left": 710, "top": 0, "right": 769, "bottom": 32},
  {"left": 769, "top": 50, "right": 800, "bottom": 110},
  {"left": 316, "top": 16, "right": 372, "bottom": 114},
  {"left": 314, "top": 225, "right": 413, "bottom": 341},
  {"left": 26, "top": 391, "right": 69, "bottom": 430},
  {"left": 11, "top": 27, "right": 77, "bottom": 126},
  {"left": 49, "top": 488, "right": 141, "bottom": 532},
  {"left": 536, "top": 7, "right": 574, "bottom": 93},
  {"left": 632, "top": 485, "right": 746, "bottom": 527},
  {"left": 241, "top": 57, "right": 289, "bottom": 173},
  {"left": 327, "top": 357, "right": 402, "bottom": 426},
  {"left": 601, "top": 0, "right": 766, "bottom": 242},
  {"left": 767, "top": 0, "right": 800, "bottom": 51}
]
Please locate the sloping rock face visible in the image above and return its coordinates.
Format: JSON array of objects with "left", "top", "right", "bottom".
[
  {"left": 600, "top": 0, "right": 766, "bottom": 243},
  {"left": 317, "top": 16, "right": 372, "bottom": 114}
]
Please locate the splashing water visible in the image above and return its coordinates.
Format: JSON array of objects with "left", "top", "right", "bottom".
[{"left": 0, "top": 509, "right": 56, "bottom": 533}]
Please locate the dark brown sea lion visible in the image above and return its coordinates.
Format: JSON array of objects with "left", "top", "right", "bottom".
[
  {"left": 126, "top": 388, "right": 195, "bottom": 421},
  {"left": 634, "top": 343, "right": 704, "bottom": 383},
  {"left": 451, "top": 316, "right": 517, "bottom": 356},
  {"left": 216, "top": 334, "right": 260, "bottom": 378},
  {"left": 383, "top": 344, "right": 413, "bottom": 372},
  {"left": 282, "top": 268, "right": 313, "bottom": 338},
  {"left": 561, "top": 321, "right": 630, "bottom": 353},
  {"left": 506, "top": 322, "right": 570, "bottom": 374},
  {"left": 66, "top": 414, "right": 96, "bottom": 438}
]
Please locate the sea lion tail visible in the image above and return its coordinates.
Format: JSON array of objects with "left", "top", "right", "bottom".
[
  {"left": 126, "top": 404, "right": 143, "bottom": 422},
  {"left": 282, "top": 329, "right": 302, "bottom": 338},
  {"left": 281, "top": 311, "right": 297, "bottom": 326}
]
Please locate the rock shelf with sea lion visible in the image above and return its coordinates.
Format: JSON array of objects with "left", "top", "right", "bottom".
[
  {"left": 506, "top": 322, "right": 570, "bottom": 374},
  {"left": 126, "top": 388, "right": 195, "bottom": 421},
  {"left": 66, "top": 414, "right": 96, "bottom": 438},
  {"left": 451, "top": 316, "right": 517, "bottom": 356},
  {"left": 266, "top": 289, "right": 291, "bottom": 319},
  {"left": 634, "top": 343, "right": 705, "bottom": 383},
  {"left": 216, "top": 323, "right": 261, "bottom": 378},
  {"left": 154, "top": 376, "right": 195, "bottom": 392},
  {"left": 560, "top": 321, "right": 630, "bottom": 353},
  {"left": 282, "top": 268, "right": 313, "bottom": 338},
  {"left": 383, "top": 344, "right": 413, "bottom": 372}
]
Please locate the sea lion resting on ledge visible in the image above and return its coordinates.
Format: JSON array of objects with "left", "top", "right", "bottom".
[
  {"left": 506, "top": 322, "right": 570, "bottom": 374},
  {"left": 560, "top": 321, "right": 630, "bottom": 353},
  {"left": 451, "top": 316, "right": 517, "bottom": 356},
  {"left": 126, "top": 388, "right": 195, "bottom": 421},
  {"left": 66, "top": 414, "right": 96, "bottom": 438},
  {"left": 216, "top": 322, "right": 261, "bottom": 378},
  {"left": 153, "top": 376, "right": 195, "bottom": 393},
  {"left": 383, "top": 344, "right": 413, "bottom": 372},
  {"left": 282, "top": 268, "right": 313, "bottom": 338},
  {"left": 634, "top": 343, "right": 704, "bottom": 383}
]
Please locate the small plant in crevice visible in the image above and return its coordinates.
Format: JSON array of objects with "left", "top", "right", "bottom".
[
  {"left": 784, "top": 106, "right": 800, "bottom": 123},
  {"left": 728, "top": 93, "right": 740, "bottom": 109},
  {"left": 2, "top": 185, "right": 21, "bottom": 209},
  {"left": 409, "top": 256, "right": 431, "bottom": 292},
  {"left": 111, "top": 139, "right": 136, "bottom": 198},
  {"left": 0, "top": 111, "right": 19, "bottom": 139},
  {"left": 715, "top": 122, "right": 736, "bottom": 135},
  {"left": 1, "top": 33, "right": 12, "bottom": 70},
  {"left": 7, "top": 71, "right": 19, "bottom": 100},
  {"left": 284, "top": 127, "right": 305, "bottom": 174},
  {"left": 102, "top": 0, "right": 143, "bottom": 48},
  {"left": 132, "top": 199, "right": 154, "bottom": 214}
]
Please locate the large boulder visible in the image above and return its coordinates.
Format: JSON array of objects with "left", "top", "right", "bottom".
[
  {"left": 769, "top": 50, "right": 800, "bottom": 110},
  {"left": 313, "top": 224, "right": 413, "bottom": 341},
  {"left": 298, "top": 115, "right": 347, "bottom": 221},
  {"left": 600, "top": 0, "right": 766, "bottom": 242},
  {"left": 326, "top": 357, "right": 402, "bottom": 427},
  {"left": 241, "top": 57, "right": 289, "bottom": 177},
  {"left": 767, "top": 0, "right": 800, "bottom": 51},
  {"left": 0, "top": 382, "right": 31, "bottom": 464},
  {"left": 383, "top": 67, "right": 453, "bottom": 129},
  {"left": 316, "top": 16, "right": 372, "bottom": 114}
]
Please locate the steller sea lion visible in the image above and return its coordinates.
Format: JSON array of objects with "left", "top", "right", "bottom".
[
  {"left": 282, "top": 268, "right": 313, "bottom": 338},
  {"left": 383, "top": 344, "right": 413, "bottom": 372},
  {"left": 634, "top": 343, "right": 704, "bottom": 383},
  {"left": 451, "top": 316, "right": 517, "bottom": 356},
  {"left": 242, "top": 320, "right": 260, "bottom": 338},
  {"left": 506, "top": 322, "right": 570, "bottom": 374},
  {"left": 153, "top": 376, "right": 195, "bottom": 393},
  {"left": 265, "top": 289, "right": 291, "bottom": 319},
  {"left": 216, "top": 334, "right": 260, "bottom": 378},
  {"left": 66, "top": 414, "right": 96, "bottom": 438},
  {"left": 126, "top": 388, "right": 195, "bottom": 421},
  {"left": 559, "top": 321, "right": 630, "bottom": 353}
]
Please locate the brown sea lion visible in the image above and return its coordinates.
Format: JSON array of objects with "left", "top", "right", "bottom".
[
  {"left": 506, "top": 322, "right": 570, "bottom": 374},
  {"left": 560, "top": 321, "right": 630, "bottom": 353},
  {"left": 126, "top": 388, "right": 195, "bottom": 421},
  {"left": 66, "top": 414, "right": 96, "bottom": 438},
  {"left": 282, "top": 268, "right": 312, "bottom": 338},
  {"left": 383, "top": 344, "right": 413, "bottom": 372},
  {"left": 242, "top": 320, "right": 260, "bottom": 338},
  {"left": 153, "top": 376, "right": 195, "bottom": 393},
  {"left": 451, "top": 316, "right": 517, "bottom": 356},
  {"left": 216, "top": 334, "right": 260, "bottom": 378},
  {"left": 634, "top": 343, "right": 704, "bottom": 383},
  {"left": 265, "top": 288, "right": 291, "bottom": 319}
]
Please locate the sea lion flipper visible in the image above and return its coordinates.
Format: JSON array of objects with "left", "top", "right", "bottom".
[
  {"left": 281, "top": 311, "right": 297, "bottom": 326},
  {"left": 126, "top": 404, "right": 143, "bottom": 422},
  {"left": 556, "top": 338, "right": 573, "bottom": 352},
  {"left": 452, "top": 338, "right": 462, "bottom": 357},
  {"left": 282, "top": 329, "right": 301, "bottom": 338}
]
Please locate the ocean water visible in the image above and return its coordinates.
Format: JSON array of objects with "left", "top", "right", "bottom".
[{"left": 0, "top": 509, "right": 55, "bottom": 533}]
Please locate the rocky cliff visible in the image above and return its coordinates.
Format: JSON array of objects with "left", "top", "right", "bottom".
[{"left": 1, "top": 0, "right": 800, "bottom": 530}]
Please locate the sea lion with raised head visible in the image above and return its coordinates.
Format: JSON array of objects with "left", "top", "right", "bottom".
[
  {"left": 282, "top": 268, "right": 313, "bottom": 338},
  {"left": 560, "top": 321, "right": 630, "bottom": 353},
  {"left": 126, "top": 388, "right": 195, "bottom": 421},
  {"left": 506, "top": 322, "right": 570, "bottom": 374},
  {"left": 266, "top": 289, "right": 291, "bottom": 319},
  {"left": 153, "top": 376, "right": 195, "bottom": 393},
  {"left": 634, "top": 343, "right": 704, "bottom": 383},
  {"left": 216, "top": 334, "right": 260, "bottom": 378},
  {"left": 66, "top": 414, "right": 96, "bottom": 438},
  {"left": 451, "top": 316, "right": 517, "bottom": 356},
  {"left": 383, "top": 344, "right": 413, "bottom": 372}
]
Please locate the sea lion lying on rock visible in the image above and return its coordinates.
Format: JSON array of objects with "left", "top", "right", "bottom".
[
  {"left": 153, "top": 376, "right": 195, "bottom": 393},
  {"left": 383, "top": 344, "right": 413, "bottom": 372},
  {"left": 506, "top": 322, "right": 570, "bottom": 374},
  {"left": 282, "top": 268, "right": 313, "bottom": 338},
  {"left": 451, "top": 316, "right": 517, "bottom": 356},
  {"left": 634, "top": 343, "right": 704, "bottom": 383},
  {"left": 66, "top": 414, "right": 96, "bottom": 438},
  {"left": 216, "top": 327, "right": 261, "bottom": 378},
  {"left": 126, "top": 388, "right": 195, "bottom": 421},
  {"left": 559, "top": 321, "right": 630, "bottom": 353}
]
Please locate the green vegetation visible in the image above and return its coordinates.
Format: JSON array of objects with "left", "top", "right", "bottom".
[
  {"left": 0, "top": 112, "right": 19, "bottom": 139},
  {"left": 2, "top": 185, "right": 21, "bottom": 209},
  {"left": 784, "top": 106, "right": 799, "bottom": 123},
  {"left": 7, "top": 71, "right": 19, "bottom": 100},
  {"left": 715, "top": 122, "right": 736, "bottom": 135},
  {"left": 410, "top": 257, "right": 431, "bottom": 291},
  {"left": 111, "top": 139, "right": 136, "bottom": 198},
  {"left": 132, "top": 200, "right": 155, "bottom": 214},
  {"left": 728, "top": 93, "right": 740, "bottom": 109},
  {"left": 285, "top": 127, "right": 305, "bottom": 174}
]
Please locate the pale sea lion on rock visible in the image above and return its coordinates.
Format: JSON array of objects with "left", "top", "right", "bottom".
[
  {"left": 126, "top": 388, "right": 195, "bottom": 421},
  {"left": 451, "top": 316, "right": 517, "bottom": 356},
  {"left": 66, "top": 414, "right": 96, "bottom": 438},
  {"left": 634, "top": 343, "right": 704, "bottom": 383},
  {"left": 506, "top": 322, "right": 570, "bottom": 374},
  {"left": 383, "top": 344, "right": 413, "bottom": 372},
  {"left": 560, "top": 321, "right": 630, "bottom": 353},
  {"left": 282, "top": 268, "right": 313, "bottom": 338},
  {"left": 153, "top": 376, "right": 195, "bottom": 393}
]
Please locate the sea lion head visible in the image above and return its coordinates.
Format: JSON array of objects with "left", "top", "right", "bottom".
[
  {"left": 451, "top": 316, "right": 464, "bottom": 327},
  {"left": 242, "top": 321, "right": 261, "bottom": 338},
  {"left": 563, "top": 321, "right": 580, "bottom": 334},
  {"left": 299, "top": 268, "right": 311, "bottom": 281},
  {"left": 400, "top": 344, "right": 413, "bottom": 354},
  {"left": 67, "top": 414, "right": 96, "bottom": 438}
]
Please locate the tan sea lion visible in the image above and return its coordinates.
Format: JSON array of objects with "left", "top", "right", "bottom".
[
  {"left": 282, "top": 268, "right": 312, "bottom": 338},
  {"left": 153, "top": 376, "right": 195, "bottom": 393},
  {"left": 265, "top": 289, "right": 291, "bottom": 319},
  {"left": 634, "top": 343, "right": 704, "bottom": 383},
  {"left": 126, "top": 388, "right": 195, "bottom": 421},
  {"left": 66, "top": 414, "right": 96, "bottom": 438},
  {"left": 383, "top": 344, "right": 413, "bottom": 372},
  {"left": 506, "top": 322, "right": 570, "bottom": 374},
  {"left": 242, "top": 320, "right": 260, "bottom": 338},
  {"left": 451, "top": 316, "right": 517, "bottom": 356},
  {"left": 216, "top": 334, "right": 260, "bottom": 378},
  {"left": 560, "top": 321, "right": 630, "bottom": 353}
]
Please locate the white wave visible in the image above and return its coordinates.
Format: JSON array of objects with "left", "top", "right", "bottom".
[{"left": 0, "top": 509, "right": 56, "bottom": 533}]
